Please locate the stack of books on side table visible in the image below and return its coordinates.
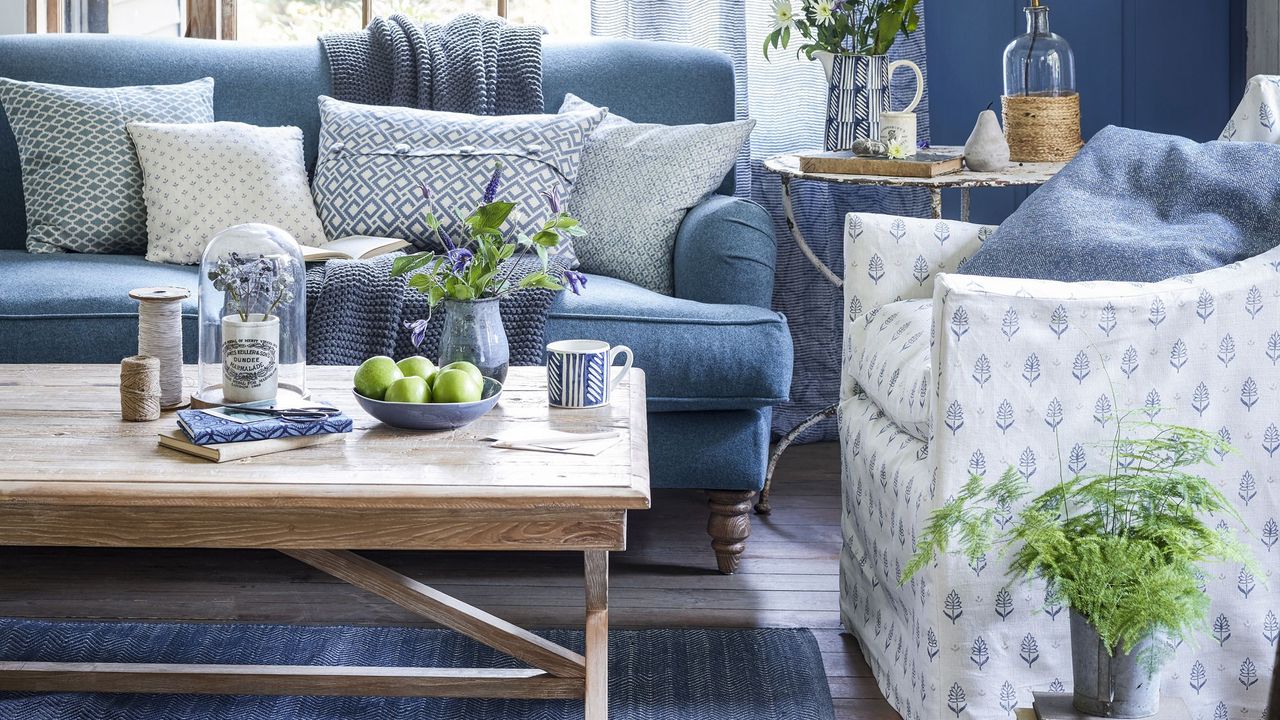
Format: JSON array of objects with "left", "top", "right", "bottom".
[{"left": 158, "top": 405, "right": 353, "bottom": 462}]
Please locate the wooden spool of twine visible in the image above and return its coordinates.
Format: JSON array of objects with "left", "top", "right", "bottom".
[
  {"left": 120, "top": 355, "right": 162, "bottom": 422},
  {"left": 130, "top": 286, "right": 191, "bottom": 410},
  {"left": 1001, "top": 93, "right": 1084, "bottom": 163}
]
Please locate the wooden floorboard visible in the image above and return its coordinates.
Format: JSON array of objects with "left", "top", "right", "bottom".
[{"left": 0, "top": 442, "right": 896, "bottom": 720}]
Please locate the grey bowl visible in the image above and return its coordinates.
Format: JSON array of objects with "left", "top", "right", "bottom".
[{"left": 353, "top": 377, "right": 503, "bottom": 430}]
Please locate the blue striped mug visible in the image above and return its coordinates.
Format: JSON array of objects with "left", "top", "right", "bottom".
[{"left": 546, "top": 340, "right": 633, "bottom": 408}]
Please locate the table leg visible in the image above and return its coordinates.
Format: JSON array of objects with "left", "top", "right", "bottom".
[
  {"left": 961, "top": 188, "right": 972, "bottom": 223},
  {"left": 780, "top": 175, "right": 843, "bottom": 288},
  {"left": 929, "top": 188, "right": 942, "bottom": 219},
  {"left": 584, "top": 550, "right": 609, "bottom": 720}
]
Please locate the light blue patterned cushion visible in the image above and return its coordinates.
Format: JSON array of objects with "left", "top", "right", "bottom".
[
  {"left": 311, "top": 96, "right": 604, "bottom": 260},
  {"left": 0, "top": 77, "right": 214, "bottom": 254},
  {"left": 557, "top": 94, "right": 754, "bottom": 295}
]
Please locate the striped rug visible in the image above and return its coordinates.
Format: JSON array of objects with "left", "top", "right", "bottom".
[{"left": 0, "top": 620, "right": 834, "bottom": 719}]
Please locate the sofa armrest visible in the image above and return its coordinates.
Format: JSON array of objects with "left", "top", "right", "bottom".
[
  {"left": 673, "top": 195, "right": 776, "bottom": 309},
  {"left": 930, "top": 244, "right": 1280, "bottom": 508},
  {"left": 844, "top": 213, "right": 992, "bottom": 323}
]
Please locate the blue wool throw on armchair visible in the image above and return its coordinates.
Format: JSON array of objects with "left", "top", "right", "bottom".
[{"left": 961, "top": 125, "right": 1280, "bottom": 283}]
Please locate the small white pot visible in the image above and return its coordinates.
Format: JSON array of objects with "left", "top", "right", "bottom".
[{"left": 221, "top": 313, "right": 280, "bottom": 403}]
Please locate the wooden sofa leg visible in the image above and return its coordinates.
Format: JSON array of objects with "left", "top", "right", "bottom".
[{"left": 706, "top": 490, "right": 753, "bottom": 575}]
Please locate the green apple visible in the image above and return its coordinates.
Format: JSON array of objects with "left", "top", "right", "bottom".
[
  {"left": 439, "top": 361, "right": 484, "bottom": 389},
  {"left": 353, "top": 355, "right": 404, "bottom": 400},
  {"left": 432, "top": 368, "right": 483, "bottom": 403},
  {"left": 384, "top": 376, "right": 431, "bottom": 404},
  {"left": 396, "top": 356, "right": 438, "bottom": 385}
]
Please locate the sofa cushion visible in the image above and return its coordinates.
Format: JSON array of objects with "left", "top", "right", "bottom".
[
  {"left": 557, "top": 94, "right": 754, "bottom": 295},
  {"left": 0, "top": 249, "right": 199, "bottom": 363},
  {"left": 846, "top": 298, "right": 933, "bottom": 441},
  {"left": 127, "top": 121, "right": 326, "bottom": 264},
  {"left": 311, "top": 96, "right": 603, "bottom": 260},
  {"left": 0, "top": 77, "right": 215, "bottom": 255},
  {"left": 1, "top": 251, "right": 792, "bottom": 414},
  {"left": 546, "top": 274, "right": 792, "bottom": 413}
]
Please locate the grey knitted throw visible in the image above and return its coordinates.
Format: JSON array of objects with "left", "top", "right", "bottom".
[
  {"left": 319, "top": 13, "right": 544, "bottom": 114},
  {"left": 306, "top": 254, "right": 568, "bottom": 366}
]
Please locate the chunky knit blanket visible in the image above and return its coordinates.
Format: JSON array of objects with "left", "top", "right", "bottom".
[
  {"left": 310, "top": 15, "right": 553, "bottom": 366},
  {"left": 306, "top": 254, "right": 568, "bottom": 366},
  {"left": 319, "top": 13, "right": 544, "bottom": 114}
]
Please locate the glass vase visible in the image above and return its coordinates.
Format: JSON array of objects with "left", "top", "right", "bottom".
[
  {"left": 1003, "top": 0, "right": 1076, "bottom": 98},
  {"left": 439, "top": 298, "right": 509, "bottom": 384}
]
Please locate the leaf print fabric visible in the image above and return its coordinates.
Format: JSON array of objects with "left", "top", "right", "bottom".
[
  {"left": 839, "top": 212, "right": 1279, "bottom": 720},
  {"left": 1222, "top": 75, "right": 1280, "bottom": 143}
]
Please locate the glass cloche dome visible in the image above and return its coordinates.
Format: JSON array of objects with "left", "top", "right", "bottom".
[
  {"left": 1004, "top": 0, "right": 1076, "bottom": 98},
  {"left": 195, "top": 224, "right": 308, "bottom": 407}
]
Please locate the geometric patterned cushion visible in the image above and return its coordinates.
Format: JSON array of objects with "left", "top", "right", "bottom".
[
  {"left": 311, "top": 96, "right": 604, "bottom": 260},
  {"left": 127, "top": 122, "right": 327, "bottom": 264},
  {"left": 0, "top": 77, "right": 214, "bottom": 254},
  {"left": 557, "top": 94, "right": 754, "bottom": 295}
]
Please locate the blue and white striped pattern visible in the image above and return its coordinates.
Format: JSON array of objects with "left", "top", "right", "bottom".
[
  {"left": 547, "top": 349, "right": 609, "bottom": 407},
  {"left": 590, "top": 0, "right": 933, "bottom": 442},
  {"left": 825, "top": 54, "right": 887, "bottom": 152}
]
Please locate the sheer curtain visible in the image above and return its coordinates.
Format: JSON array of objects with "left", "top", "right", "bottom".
[{"left": 590, "top": 1, "right": 932, "bottom": 441}]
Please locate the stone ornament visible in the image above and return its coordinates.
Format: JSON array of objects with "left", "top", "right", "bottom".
[{"left": 964, "top": 109, "right": 1011, "bottom": 172}]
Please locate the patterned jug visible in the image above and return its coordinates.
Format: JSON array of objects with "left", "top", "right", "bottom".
[{"left": 815, "top": 52, "right": 923, "bottom": 152}]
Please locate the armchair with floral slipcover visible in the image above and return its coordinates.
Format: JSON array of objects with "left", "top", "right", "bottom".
[{"left": 837, "top": 92, "right": 1280, "bottom": 720}]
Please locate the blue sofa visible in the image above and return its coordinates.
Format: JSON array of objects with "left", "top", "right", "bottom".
[{"left": 0, "top": 34, "right": 793, "bottom": 573}]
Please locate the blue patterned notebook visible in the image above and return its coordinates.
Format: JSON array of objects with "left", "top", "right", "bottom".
[{"left": 176, "top": 409, "right": 353, "bottom": 446}]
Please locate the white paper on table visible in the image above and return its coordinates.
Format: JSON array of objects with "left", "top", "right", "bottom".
[{"left": 485, "top": 429, "right": 622, "bottom": 456}]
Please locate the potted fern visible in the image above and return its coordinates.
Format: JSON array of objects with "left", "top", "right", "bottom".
[{"left": 901, "top": 419, "right": 1253, "bottom": 718}]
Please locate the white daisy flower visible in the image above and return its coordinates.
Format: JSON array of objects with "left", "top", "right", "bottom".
[
  {"left": 813, "top": 0, "right": 835, "bottom": 25},
  {"left": 771, "top": 0, "right": 794, "bottom": 31},
  {"left": 886, "top": 137, "right": 912, "bottom": 159}
]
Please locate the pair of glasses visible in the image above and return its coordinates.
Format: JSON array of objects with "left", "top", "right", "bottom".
[{"left": 220, "top": 405, "right": 342, "bottom": 422}]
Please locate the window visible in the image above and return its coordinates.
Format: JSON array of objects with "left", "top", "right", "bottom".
[
  {"left": 40, "top": 0, "right": 181, "bottom": 34},
  {"left": 32, "top": 0, "right": 588, "bottom": 40},
  {"left": 238, "top": 0, "right": 589, "bottom": 41}
]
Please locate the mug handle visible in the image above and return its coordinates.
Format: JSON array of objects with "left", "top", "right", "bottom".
[
  {"left": 607, "top": 345, "right": 634, "bottom": 397},
  {"left": 888, "top": 59, "right": 924, "bottom": 114}
]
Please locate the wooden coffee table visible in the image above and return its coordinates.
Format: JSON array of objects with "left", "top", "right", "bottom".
[{"left": 0, "top": 365, "right": 649, "bottom": 719}]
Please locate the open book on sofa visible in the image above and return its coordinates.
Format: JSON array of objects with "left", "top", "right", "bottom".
[{"left": 300, "top": 235, "right": 410, "bottom": 262}]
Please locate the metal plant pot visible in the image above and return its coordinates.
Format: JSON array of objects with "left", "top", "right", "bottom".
[{"left": 1070, "top": 610, "right": 1162, "bottom": 718}]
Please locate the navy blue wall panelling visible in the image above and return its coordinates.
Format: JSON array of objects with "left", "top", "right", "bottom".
[{"left": 926, "top": 0, "right": 1244, "bottom": 224}]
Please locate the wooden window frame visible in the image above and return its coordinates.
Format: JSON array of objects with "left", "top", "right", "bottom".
[{"left": 186, "top": 0, "right": 508, "bottom": 40}]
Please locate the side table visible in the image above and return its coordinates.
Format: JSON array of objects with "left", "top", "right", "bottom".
[{"left": 757, "top": 149, "right": 1067, "bottom": 513}]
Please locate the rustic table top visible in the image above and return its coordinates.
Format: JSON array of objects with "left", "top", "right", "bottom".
[
  {"left": 0, "top": 365, "right": 650, "bottom": 512},
  {"left": 763, "top": 147, "right": 1067, "bottom": 189}
]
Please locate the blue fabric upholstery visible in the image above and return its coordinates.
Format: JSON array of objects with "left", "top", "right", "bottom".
[
  {"left": 546, "top": 274, "right": 791, "bottom": 413},
  {"left": 649, "top": 408, "right": 772, "bottom": 492},
  {"left": 673, "top": 195, "right": 776, "bottom": 309},
  {"left": 961, "top": 126, "right": 1280, "bottom": 283},
  {"left": 0, "top": 34, "right": 779, "bottom": 495},
  {"left": 0, "top": 250, "right": 199, "bottom": 362}
]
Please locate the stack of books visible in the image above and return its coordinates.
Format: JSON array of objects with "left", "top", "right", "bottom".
[{"left": 158, "top": 405, "right": 353, "bottom": 462}]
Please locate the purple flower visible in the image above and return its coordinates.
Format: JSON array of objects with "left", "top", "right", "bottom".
[
  {"left": 446, "top": 247, "right": 473, "bottom": 273},
  {"left": 482, "top": 161, "right": 503, "bottom": 204},
  {"left": 564, "top": 270, "right": 588, "bottom": 295},
  {"left": 403, "top": 318, "right": 429, "bottom": 349},
  {"left": 540, "top": 187, "right": 562, "bottom": 214},
  {"left": 418, "top": 181, "right": 432, "bottom": 203},
  {"left": 438, "top": 225, "right": 457, "bottom": 251}
]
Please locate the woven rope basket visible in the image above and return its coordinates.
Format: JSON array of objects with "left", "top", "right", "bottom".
[{"left": 1001, "top": 93, "right": 1084, "bottom": 163}]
